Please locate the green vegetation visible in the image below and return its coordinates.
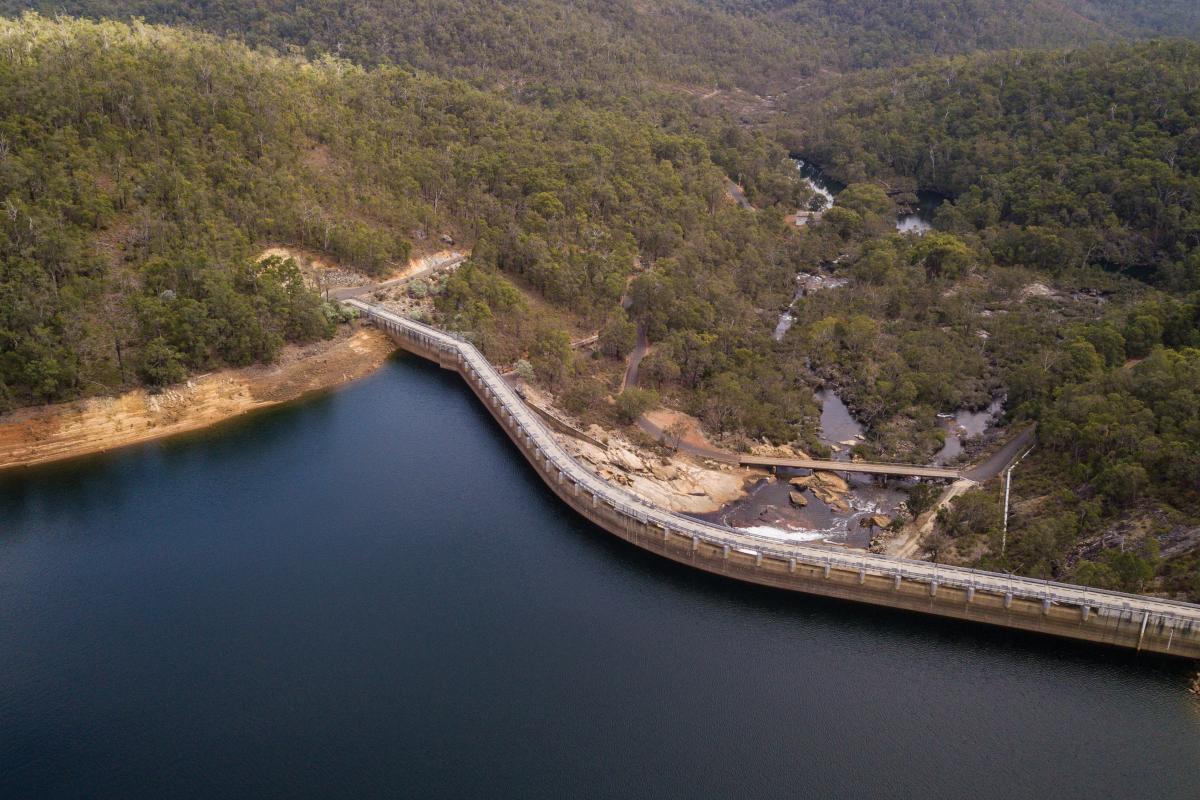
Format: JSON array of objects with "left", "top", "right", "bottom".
[
  {"left": 8, "top": 0, "right": 1194, "bottom": 99},
  {"left": 0, "top": 0, "right": 811, "bottom": 95},
  {"left": 0, "top": 3, "right": 1197, "bottom": 599},
  {"left": 0, "top": 13, "right": 803, "bottom": 409},
  {"left": 789, "top": 40, "right": 1200, "bottom": 596},
  {"left": 801, "top": 41, "right": 1200, "bottom": 288}
]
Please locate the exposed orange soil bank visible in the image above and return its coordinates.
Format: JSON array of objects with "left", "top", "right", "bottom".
[{"left": 0, "top": 325, "right": 395, "bottom": 471}]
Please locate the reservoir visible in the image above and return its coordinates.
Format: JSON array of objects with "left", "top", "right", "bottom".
[{"left": 2, "top": 355, "right": 1198, "bottom": 799}]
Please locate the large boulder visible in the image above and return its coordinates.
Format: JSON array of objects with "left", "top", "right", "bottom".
[
  {"left": 814, "top": 470, "right": 850, "bottom": 493},
  {"left": 809, "top": 485, "right": 834, "bottom": 505},
  {"left": 789, "top": 491, "right": 808, "bottom": 508},
  {"left": 811, "top": 484, "right": 851, "bottom": 513},
  {"left": 611, "top": 447, "right": 646, "bottom": 473},
  {"left": 650, "top": 461, "right": 679, "bottom": 481}
]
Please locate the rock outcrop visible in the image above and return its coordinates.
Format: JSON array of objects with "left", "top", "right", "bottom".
[{"left": 813, "top": 471, "right": 850, "bottom": 493}]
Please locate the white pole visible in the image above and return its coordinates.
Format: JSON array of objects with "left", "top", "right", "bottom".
[
  {"left": 1002, "top": 466, "right": 1012, "bottom": 556},
  {"left": 1001, "top": 446, "right": 1034, "bottom": 557}
]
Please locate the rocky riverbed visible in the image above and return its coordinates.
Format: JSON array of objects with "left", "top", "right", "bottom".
[{"left": 557, "top": 429, "right": 754, "bottom": 514}]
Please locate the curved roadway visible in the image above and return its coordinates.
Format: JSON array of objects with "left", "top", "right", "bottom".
[{"left": 348, "top": 299, "right": 1200, "bottom": 632}]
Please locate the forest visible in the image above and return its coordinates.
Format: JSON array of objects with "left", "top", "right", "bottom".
[
  {"left": 798, "top": 41, "right": 1200, "bottom": 289},
  {"left": 5, "top": 0, "right": 1197, "bottom": 99},
  {"left": 0, "top": 3, "right": 1197, "bottom": 599},
  {"left": 786, "top": 39, "right": 1200, "bottom": 591},
  {"left": 0, "top": 14, "right": 806, "bottom": 418}
]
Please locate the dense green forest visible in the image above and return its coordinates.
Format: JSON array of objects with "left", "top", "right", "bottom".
[
  {"left": 0, "top": 0, "right": 812, "bottom": 95},
  {"left": 0, "top": 13, "right": 808, "bottom": 409},
  {"left": 5, "top": 0, "right": 1193, "bottom": 98},
  {"left": 1071, "top": 0, "right": 1200, "bottom": 38},
  {"left": 790, "top": 39, "right": 1200, "bottom": 594},
  {"left": 799, "top": 41, "right": 1200, "bottom": 289}
]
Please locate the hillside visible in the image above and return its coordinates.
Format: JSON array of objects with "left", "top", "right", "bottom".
[
  {"left": 1069, "top": 0, "right": 1200, "bottom": 38},
  {"left": 0, "top": 0, "right": 813, "bottom": 95},
  {"left": 0, "top": 13, "right": 803, "bottom": 411},
  {"left": 0, "top": 11, "right": 1196, "bottom": 599},
  {"left": 7, "top": 0, "right": 1192, "bottom": 98},
  {"left": 799, "top": 40, "right": 1200, "bottom": 287},
  {"left": 789, "top": 39, "right": 1200, "bottom": 595}
]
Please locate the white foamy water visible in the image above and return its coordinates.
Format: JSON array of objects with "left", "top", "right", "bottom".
[
  {"left": 897, "top": 214, "right": 932, "bottom": 234},
  {"left": 795, "top": 159, "right": 836, "bottom": 206},
  {"left": 773, "top": 273, "right": 850, "bottom": 341},
  {"left": 734, "top": 525, "right": 827, "bottom": 543}
]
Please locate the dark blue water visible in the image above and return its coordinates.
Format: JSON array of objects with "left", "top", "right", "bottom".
[{"left": 2, "top": 355, "right": 1198, "bottom": 799}]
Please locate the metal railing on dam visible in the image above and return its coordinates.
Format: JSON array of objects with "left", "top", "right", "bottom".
[{"left": 348, "top": 299, "right": 1200, "bottom": 659}]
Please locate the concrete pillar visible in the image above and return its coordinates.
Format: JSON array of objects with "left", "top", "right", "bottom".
[
  {"left": 755, "top": 553, "right": 762, "bottom": 567},
  {"left": 692, "top": 535, "right": 699, "bottom": 553},
  {"left": 662, "top": 527, "right": 669, "bottom": 543},
  {"left": 788, "top": 558, "right": 797, "bottom": 574},
  {"left": 1004, "top": 593, "right": 1013, "bottom": 609},
  {"left": 930, "top": 581, "right": 938, "bottom": 597},
  {"left": 1042, "top": 598, "right": 1051, "bottom": 615},
  {"left": 1081, "top": 605, "right": 1090, "bottom": 621},
  {"left": 858, "top": 570, "right": 866, "bottom": 585},
  {"left": 966, "top": 586, "right": 975, "bottom": 603},
  {"left": 893, "top": 574, "right": 901, "bottom": 591},
  {"left": 823, "top": 564, "right": 831, "bottom": 579},
  {"left": 722, "top": 545, "right": 730, "bottom": 560}
]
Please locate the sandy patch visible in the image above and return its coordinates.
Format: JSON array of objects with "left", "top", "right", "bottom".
[
  {"left": 0, "top": 325, "right": 395, "bottom": 471},
  {"left": 642, "top": 408, "right": 715, "bottom": 451},
  {"left": 258, "top": 245, "right": 464, "bottom": 293}
]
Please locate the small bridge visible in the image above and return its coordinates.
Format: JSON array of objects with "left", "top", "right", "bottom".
[{"left": 738, "top": 455, "right": 963, "bottom": 480}]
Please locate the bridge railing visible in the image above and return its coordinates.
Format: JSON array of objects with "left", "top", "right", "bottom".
[
  {"left": 349, "top": 300, "right": 1200, "bottom": 631},
  {"left": 738, "top": 455, "right": 963, "bottom": 476}
]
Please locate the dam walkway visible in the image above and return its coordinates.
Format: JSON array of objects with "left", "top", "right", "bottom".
[{"left": 348, "top": 299, "right": 1200, "bottom": 659}]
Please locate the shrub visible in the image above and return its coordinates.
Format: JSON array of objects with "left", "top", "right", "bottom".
[{"left": 615, "top": 387, "right": 658, "bottom": 423}]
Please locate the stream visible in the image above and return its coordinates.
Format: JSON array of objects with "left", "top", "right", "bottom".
[
  {"left": 774, "top": 160, "right": 944, "bottom": 342},
  {"left": 794, "top": 158, "right": 944, "bottom": 234},
  {"left": 734, "top": 163, "right": 966, "bottom": 543},
  {"left": 699, "top": 390, "right": 905, "bottom": 547},
  {"left": 934, "top": 396, "right": 1006, "bottom": 466}
]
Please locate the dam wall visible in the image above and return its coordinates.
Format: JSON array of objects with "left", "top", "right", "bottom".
[{"left": 349, "top": 300, "right": 1200, "bottom": 660}]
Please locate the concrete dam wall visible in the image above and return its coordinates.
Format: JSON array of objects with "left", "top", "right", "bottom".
[{"left": 349, "top": 300, "right": 1200, "bottom": 660}]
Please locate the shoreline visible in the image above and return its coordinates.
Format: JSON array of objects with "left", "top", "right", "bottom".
[{"left": 0, "top": 324, "right": 395, "bottom": 472}]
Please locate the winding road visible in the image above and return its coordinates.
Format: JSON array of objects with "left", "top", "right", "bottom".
[{"left": 330, "top": 253, "right": 465, "bottom": 301}]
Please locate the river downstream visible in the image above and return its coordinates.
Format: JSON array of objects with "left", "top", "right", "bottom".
[{"left": 2, "top": 356, "right": 1198, "bottom": 798}]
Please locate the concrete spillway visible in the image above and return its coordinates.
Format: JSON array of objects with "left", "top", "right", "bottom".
[{"left": 348, "top": 299, "right": 1200, "bottom": 660}]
